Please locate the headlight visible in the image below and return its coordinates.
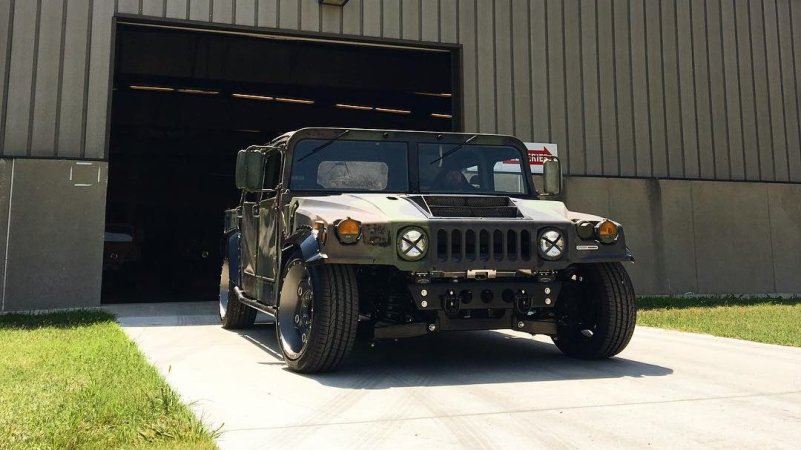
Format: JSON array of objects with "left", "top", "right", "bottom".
[
  {"left": 595, "top": 220, "right": 619, "bottom": 244},
  {"left": 334, "top": 218, "right": 361, "bottom": 244},
  {"left": 397, "top": 227, "right": 428, "bottom": 261},
  {"left": 538, "top": 229, "right": 565, "bottom": 260}
]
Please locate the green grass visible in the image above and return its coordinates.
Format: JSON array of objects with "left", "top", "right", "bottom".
[
  {"left": 0, "top": 311, "right": 218, "bottom": 450},
  {"left": 637, "top": 296, "right": 801, "bottom": 347}
]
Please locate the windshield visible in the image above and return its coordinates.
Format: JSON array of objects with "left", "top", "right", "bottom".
[
  {"left": 418, "top": 143, "right": 531, "bottom": 195},
  {"left": 290, "top": 139, "right": 409, "bottom": 192}
]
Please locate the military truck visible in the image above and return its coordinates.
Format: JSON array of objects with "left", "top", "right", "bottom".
[{"left": 219, "top": 128, "right": 636, "bottom": 373}]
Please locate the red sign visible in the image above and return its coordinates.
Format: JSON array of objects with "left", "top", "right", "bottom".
[{"left": 504, "top": 147, "right": 554, "bottom": 166}]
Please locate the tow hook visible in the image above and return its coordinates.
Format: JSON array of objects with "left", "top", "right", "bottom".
[
  {"left": 514, "top": 289, "right": 531, "bottom": 313},
  {"left": 442, "top": 289, "right": 460, "bottom": 314}
]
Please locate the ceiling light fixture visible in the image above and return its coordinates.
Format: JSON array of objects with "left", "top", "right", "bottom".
[
  {"left": 413, "top": 92, "right": 452, "bottom": 98},
  {"left": 176, "top": 88, "right": 219, "bottom": 95},
  {"left": 232, "top": 93, "right": 275, "bottom": 101},
  {"left": 336, "top": 103, "right": 373, "bottom": 111},
  {"left": 431, "top": 113, "right": 452, "bottom": 119},
  {"left": 375, "top": 107, "right": 412, "bottom": 115},
  {"left": 275, "top": 97, "right": 315, "bottom": 105},
  {"left": 129, "top": 85, "right": 174, "bottom": 92}
]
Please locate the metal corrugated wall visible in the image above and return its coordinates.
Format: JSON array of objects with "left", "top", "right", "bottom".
[{"left": 1, "top": 0, "right": 800, "bottom": 182}]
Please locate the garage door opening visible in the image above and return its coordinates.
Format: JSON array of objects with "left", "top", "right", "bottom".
[{"left": 102, "top": 21, "right": 459, "bottom": 303}]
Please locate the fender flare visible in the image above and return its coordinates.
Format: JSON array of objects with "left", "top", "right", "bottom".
[{"left": 283, "top": 227, "right": 326, "bottom": 265}]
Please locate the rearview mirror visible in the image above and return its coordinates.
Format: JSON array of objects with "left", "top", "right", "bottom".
[
  {"left": 541, "top": 157, "right": 562, "bottom": 196},
  {"left": 235, "top": 149, "right": 266, "bottom": 192}
]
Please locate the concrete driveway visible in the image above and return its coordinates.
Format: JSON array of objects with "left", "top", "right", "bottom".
[{"left": 107, "top": 302, "right": 801, "bottom": 450}]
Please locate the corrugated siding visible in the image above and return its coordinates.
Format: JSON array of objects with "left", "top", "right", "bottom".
[{"left": 0, "top": 0, "right": 799, "bottom": 182}]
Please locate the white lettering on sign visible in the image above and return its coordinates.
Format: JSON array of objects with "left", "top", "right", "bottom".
[{"left": 497, "top": 143, "right": 558, "bottom": 174}]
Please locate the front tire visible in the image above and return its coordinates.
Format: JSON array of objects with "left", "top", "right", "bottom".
[
  {"left": 219, "top": 256, "right": 256, "bottom": 329},
  {"left": 276, "top": 253, "right": 359, "bottom": 373},
  {"left": 553, "top": 262, "right": 636, "bottom": 359}
]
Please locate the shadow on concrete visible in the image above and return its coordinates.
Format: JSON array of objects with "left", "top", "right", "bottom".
[{"left": 232, "top": 323, "right": 673, "bottom": 388}]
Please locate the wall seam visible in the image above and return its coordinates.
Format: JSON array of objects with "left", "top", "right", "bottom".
[
  {"left": 612, "top": 0, "right": 621, "bottom": 176},
  {"left": 774, "top": 0, "right": 790, "bottom": 180},
  {"left": 25, "top": 0, "right": 42, "bottom": 156},
  {"left": 595, "top": 1, "right": 604, "bottom": 175},
  {"left": 644, "top": 0, "right": 654, "bottom": 177},
  {"left": 0, "top": 0, "right": 16, "bottom": 155},
  {"left": 659, "top": 0, "right": 670, "bottom": 176},
  {"left": 2, "top": 159, "right": 15, "bottom": 311},
  {"left": 788, "top": 0, "right": 801, "bottom": 181},
  {"left": 628, "top": 0, "right": 636, "bottom": 175},
  {"left": 80, "top": 0, "right": 94, "bottom": 160},
  {"left": 578, "top": 1, "right": 586, "bottom": 174},
  {"left": 492, "top": 0, "right": 498, "bottom": 133},
  {"left": 674, "top": 0, "right": 685, "bottom": 178},
  {"left": 760, "top": 0, "right": 774, "bottom": 180},
  {"left": 543, "top": 0, "right": 551, "bottom": 140},
  {"left": 473, "top": 0, "right": 479, "bottom": 131},
  {"left": 704, "top": 0, "right": 717, "bottom": 179},
  {"left": 749, "top": 0, "right": 761, "bottom": 180},
  {"left": 734, "top": 0, "right": 747, "bottom": 180},
  {"left": 509, "top": 0, "right": 515, "bottom": 136},
  {"left": 718, "top": 0, "right": 732, "bottom": 178},
  {"left": 53, "top": 0, "right": 68, "bottom": 156},
  {"left": 561, "top": 0, "right": 569, "bottom": 174}
]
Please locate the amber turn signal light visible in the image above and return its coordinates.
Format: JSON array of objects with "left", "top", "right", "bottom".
[
  {"left": 595, "top": 220, "right": 619, "bottom": 244},
  {"left": 335, "top": 218, "right": 361, "bottom": 244}
]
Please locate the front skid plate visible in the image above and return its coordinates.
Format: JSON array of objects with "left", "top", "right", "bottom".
[{"left": 408, "top": 280, "right": 561, "bottom": 311}]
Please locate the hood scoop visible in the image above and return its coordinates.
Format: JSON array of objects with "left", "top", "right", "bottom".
[{"left": 409, "top": 196, "right": 523, "bottom": 218}]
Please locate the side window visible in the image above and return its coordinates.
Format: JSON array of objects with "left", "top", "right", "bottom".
[{"left": 264, "top": 151, "right": 282, "bottom": 189}]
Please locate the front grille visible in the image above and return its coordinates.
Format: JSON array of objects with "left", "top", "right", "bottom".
[{"left": 434, "top": 227, "right": 533, "bottom": 263}]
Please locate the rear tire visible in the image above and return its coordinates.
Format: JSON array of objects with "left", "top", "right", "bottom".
[
  {"left": 276, "top": 252, "right": 359, "bottom": 373},
  {"left": 219, "top": 256, "right": 256, "bottom": 329},
  {"left": 553, "top": 262, "right": 636, "bottom": 359}
]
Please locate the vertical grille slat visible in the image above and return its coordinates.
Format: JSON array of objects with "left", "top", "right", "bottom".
[{"left": 434, "top": 225, "right": 534, "bottom": 266}]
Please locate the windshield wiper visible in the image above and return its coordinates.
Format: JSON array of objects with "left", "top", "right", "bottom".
[
  {"left": 297, "top": 129, "right": 350, "bottom": 162},
  {"left": 429, "top": 134, "right": 479, "bottom": 165}
]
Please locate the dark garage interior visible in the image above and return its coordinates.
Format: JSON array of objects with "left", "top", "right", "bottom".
[{"left": 102, "top": 21, "right": 458, "bottom": 303}]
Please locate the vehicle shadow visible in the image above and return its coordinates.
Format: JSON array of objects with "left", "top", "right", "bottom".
[{"left": 234, "top": 323, "right": 673, "bottom": 389}]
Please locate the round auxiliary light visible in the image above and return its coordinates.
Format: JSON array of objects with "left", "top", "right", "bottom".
[
  {"left": 595, "top": 220, "right": 619, "bottom": 244},
  {"left": 397, "top": 227, "right": 428, "bottom": 261},
  {"left": 335, "top": 218, "right": 361, "bottom": 244},
  {"left": 575, "top": 220, "right": 595, "bottom": 240},
  {"left": 538, "top": 229, "right": 566, "bottom": 260}
]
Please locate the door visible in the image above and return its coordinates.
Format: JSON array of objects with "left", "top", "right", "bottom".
[{"left": 256, "top": 151, "right": 283, "bottom": 306}]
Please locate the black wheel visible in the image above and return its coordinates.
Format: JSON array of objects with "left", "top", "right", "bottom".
[
  {"left": 219, "top": 256, "right": 256, "bottom": 329},
  {"left": 553, "top": 262, "right": 636, "bottom": 359},
  {"left": 276, "top": 252, "right": 359, "bottom": 373}
]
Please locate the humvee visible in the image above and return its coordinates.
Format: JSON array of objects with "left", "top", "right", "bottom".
[{"left": 219, "top": 128, "right": 636, "bottom": 373}]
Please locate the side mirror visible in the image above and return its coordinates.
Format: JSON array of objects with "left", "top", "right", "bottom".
[
  {"left": 235, "top": 149, "right": 266, "bottom": 192},
  {"left": 541, "top": 156, "right": 562, "bottom": 196}
]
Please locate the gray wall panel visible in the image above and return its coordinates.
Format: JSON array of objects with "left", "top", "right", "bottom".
[
  {"left": 361, "top": 0, "right": 380, "bottom": 36},
  {"left": 0, "top": 159, "right": 10, "bottom": 311},
  {"left": 257, "top": 0, "right": 278, "bottom": 27},
  {"left": 645, "top": 0, "right": 667, "bottom": 178},
  {"left": 613, "top": 0, "right": 635, "bottom": 177},
  {"left": 735, "top": 0, "right": 759, "bottom": 181},
  {"left": 236, "top": 0, "right": 257, "bottom": 26},
  {"left": 750, "top": 0, "right": 774, "bottom": 181},
  {"left": 475, "top": 0, "right": 494, "bottom": 133},
  {"left": 382, "top": 0, "right": 400, "bottom": 39},
  {"left": 278, "top": 0, "right": 299, "bottom": 29},
  {"left": 546, "top": 0, "right": 567, "bottom": 173},
  {"left": 529, "top": 0, "right": 548, "bottom": 141},
  {"left": 56, "top": 0, "right": 90, "bottom": 159},
  {"left": 458, "top": 0, "right": 477, "bottom": 132},
  {"left": 763, "top": 0, "right": 788, "bottom": 182},
  {"left": 117, "top": 0, "right": 140, "bottom": 15},
  {"left": 84, "top": 0, "right": 114, "bottom": 160},
  {"left": 30, "top": 0, "right": 64, "bottom": 157},
  {"left": 421, "top": 0, "right": 439, "bottom": 42},
  {"left": 2, "top": 0, "right": 38, "bottom": 156},
  {"left": 165, "top": 0, "right": 188, "bottom": 19},
  {"left": 692, "top": 0, "right": 715, "bottom": 179},
  {"left": 676, "top": 0, "right": 698, "bottom": 178},
  {"left": 706, "top": 0, "right": 729, "bottom": 180},
  {"left": 721, "top": 0, "right": 744, "bottom": 180},
  {"left": 511, "top": 0, "right": 531, "bottom": 139},
  {"left": 341, "top": 0, "right": 360, "bottom": 35},
  {"left": 580, "top": 0, "right": 601, "bottom": 175},
  {"left": 563, "top": 0, "right": 582, "bottom": 174},
  {"left": 661, "top": 0, "right": 683, "bottom": 179},
  {"left": 630, "top": 0, "right": 650, "bottom": 177},
  {"left": 439, "top": 0, "right": 456, "bottom": 43},
  {"left": 320, "top": 3, "right": 341, "bottom": 33},
  {"left": 777, "top": 0, "right": 801, "bottom": 182},
  {"left": 0, "top": 0, "right": 11, "bottom": 154},
  {"left": 494, "top": 0, "right": 514, "bottom": 135},
  {"left": 143, "top": 0, "right": 166, "bottom": 17},
  {"left": 299, "top": 0, "right": 320, "bottom": 31},
  {"left": 400, "top": 0, "right": 419, "bottom": 40},
  {"left": 213, "top": 0, "right": 234, "bottom": 24},
  {"left": 3, "top": 159, "right": 107, "bottom": 311},
  {"left": 189, "top": 0, "right": 211, "bottom": 21},
  {"left": 597, "top": 0, "right": 618, "bottom": 176}
]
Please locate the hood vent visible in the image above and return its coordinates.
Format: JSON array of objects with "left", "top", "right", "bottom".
[{"left": 409, "top": 196, "right": 522, "bottom": 218}]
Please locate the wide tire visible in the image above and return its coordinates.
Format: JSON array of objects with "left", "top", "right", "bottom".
[
  {"left": 553, "top": 262, "right": 636, "bottom": 359},
  {"left": 219, "top": 257, "right": 256, "bottom": 329},
  {"left": 276, "top": 253, "right": 359, "bottom": 373}
]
